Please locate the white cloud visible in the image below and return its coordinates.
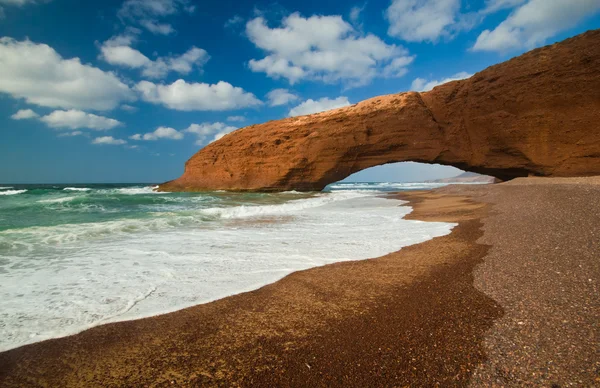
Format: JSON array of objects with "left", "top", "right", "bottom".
[
  {"left": 225, "top": 15, "right": 244, "bottom": 28},
  {"left": 473, "top": 0, "right": 600, "bottom": 52},
  {"left": 131, "top": 126, "right": 184, "bottom": 141},
  {"left": 411, "top": 71, "right": 472, "bottom": 92},
  {"left": 349, "top": 4, "right": 365, "bottom": 24},
  {"left": 246, "top": 13, "right": 414, "bottom": 87},
  {"left": 99, "top": 31, "right": 150, "bottom": 68},
  {"left": 386, "top": 0, "right": 461, "bottom": 42},
  {"left": 481, "top": 0, "right": 527, "bottom": 14},
  {"left": 384, "top": 0, "right": 538, "bottom": 43},
  {"left": 266, "top": 88, "right": 299, "bottom": 107},
  {"left": 0, "top": 38, "right": 135, "bottom": 111},
  {"left": 135, "top": 79, "right": 262, "bottom": 111},
  {"left": 248, "top": 55, "right": 305, "bottom": 84},
  {"left": 142, "top": 47, "right": 209, "bottom": 78},
  {"left": 121, "top": 104, "right": 138, "bottom": 112},
  {"left": 118, "top": 0, "right": 194, "bottom": 35},
  {"left": 92, "top": 136, "right": 127, "bottom": 145},
  {"left": 99, "top": 32, "right": 209, "bottom": 79},
  {"left": 382, "top": 56, "right": 415, "bottom": 77},
  {"left": 57, "top": 131, "right": 83, "bottom": 137},
  {"left": 288, "top": 97, "right": 351, "bottom": 117},
  {"left": 226, "top": 115, "right": 245, "bottom": 122},
  {"left": 185, "top": 122, "right": 238, "bottom": 144},
  {"left": 40, "top": 110, "right": 122, "bottom": 130},
  {"left": 11, "top": 109, "right": 39, "bottom": 120},
  {"left": 139, "top": 20, "right": 175, "bottom": 35}
]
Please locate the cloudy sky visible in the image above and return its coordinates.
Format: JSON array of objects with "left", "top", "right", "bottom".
[{"left": 1, "top": 0, "right": 599, "bottom": 183}]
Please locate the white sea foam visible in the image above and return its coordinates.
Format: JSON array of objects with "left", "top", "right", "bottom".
[
  {"left": 0, "top": 191, "right": 456, "bottom": 352},
  {"left": 108, "top": 186, "right": 166, "bottom": 195},
  {"left": 201, "top": 190, "right": 371, "bottom": 219},
  {"left": 0, "top": 189, "right": 27, "bottom": 196},
  {"left": 63, "top": 187, "right": 91, "bottom": 192},
  {"left": 0, "top": 186, "right": 14, "bottom": 190},
  {"left": 38, "top": 196, "right": 76, "bottom": 204}
]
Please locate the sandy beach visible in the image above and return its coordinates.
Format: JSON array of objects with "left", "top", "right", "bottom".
[{"left": 0, "top": 177, "right": 598, "bottom": 387}]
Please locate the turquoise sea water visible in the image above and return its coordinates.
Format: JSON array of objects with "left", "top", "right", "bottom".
[{"left": 0, "top": 182, "right": 457, "bottom": 352}]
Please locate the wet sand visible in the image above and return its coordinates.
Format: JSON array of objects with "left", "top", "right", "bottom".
[{"left": 0, "top": 177, "right": 598, "bottom": 387}]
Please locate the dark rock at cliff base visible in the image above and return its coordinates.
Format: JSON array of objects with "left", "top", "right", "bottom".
[{"left": 161, "top": 30, "right": 600, "bottom": 192}]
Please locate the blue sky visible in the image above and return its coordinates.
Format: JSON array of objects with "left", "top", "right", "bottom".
[{"left": 1, "top": 0, "right": 599, "bottom": 184}]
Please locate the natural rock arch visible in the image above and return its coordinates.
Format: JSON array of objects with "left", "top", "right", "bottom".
[{"left": 160, "top": 31, "right": 600, "bottom": 192}]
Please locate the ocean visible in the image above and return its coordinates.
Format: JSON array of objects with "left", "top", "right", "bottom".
[{"left": 0, "top": 182, "right": 458, "bottom": 352}]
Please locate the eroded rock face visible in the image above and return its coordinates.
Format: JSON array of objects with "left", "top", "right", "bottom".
[{"left": 161, "top": 30, "right": 600, "bottom": 192}]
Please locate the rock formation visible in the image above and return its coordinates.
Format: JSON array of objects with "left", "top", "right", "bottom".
[{"left": 160, "top": 30, "right": 600, "bottom": 192}]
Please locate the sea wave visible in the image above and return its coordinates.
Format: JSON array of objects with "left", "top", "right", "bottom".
[
  {"left": 0, "top": 187, "right": 14, "bottom": 190},
  {"left": 63, "top": 187, "right": 91, "bottom": 192},
  {"left": 200, "top": 190, "right": 372, "bottom": 219},
  {"left": 0, "top": 189, "right": 27, "bottom": 196},
  {"left": 0, "top": 191, "right": 456, "bottom": 352},
  {"left": 95, "top": 186, "right": 167, "bottom": 195},
  {"left": 38, "top": 196, "right": 76, "bottom": 204},
  {"left": 0, "top": 213, "right": 203, "bottom": 245}
]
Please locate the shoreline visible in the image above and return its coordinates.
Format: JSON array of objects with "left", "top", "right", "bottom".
[
  {"left": 1, "top": 177, "right": 598, "bottom": 386},
  {"left": 0, "top": 190, "right": 453, "bottom": 354},
  {"left": 0, "top": 187, "right": 498, "bottom": 386}
]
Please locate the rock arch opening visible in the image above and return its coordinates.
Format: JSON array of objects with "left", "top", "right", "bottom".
[{"left": 336, "top": 162, "right": 468, "bottom": 185}]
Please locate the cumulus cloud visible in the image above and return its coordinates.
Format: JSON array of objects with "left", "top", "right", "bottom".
[
  {"left": 411, "top": 72, "right": 472, "bottom": 92},
  {"left": 92, "top": 136, "right": 127, "bottom": 145},
  {"left": 226, "top": 115, "right": 245, "bottom": 122},
  {"left": 40, "top": 110, "right": 122, "bottom": 130},
  {"left": 0, "top": 38, "right": 135, "bottom": 111},
  {"left": 135, "top": 79, "right": 262, "bottom": 111},
  {"left": 349, "top": 4, "right": 366, "bottom": 24},
  {"left": 382, "top": 56, "right": 415, "bottom": 77},
  {"left": 386, "top": 0, "right": 461, "bottom": 42},
  {"left": 139, "top": 20, "right": 174, "bottom": 35},
  {"left": 266, "top": 88, "right": 299, "bottom": 107},
  {"left": 480, "top": 0, "right": 527, "bottom": 15},
  {"left": 472, "top": 0, "right": 600, "bottom": 52},
  {"left": 118, "top": 0, "right": 194, "bottom": 35},
  {"left": 225, "top": 15, "right": 244, "bottom": 28},
  {"left": 246, "top": 13, "right": 414, "bottom": 87},
  {"left": 288, "top": 97, "right": 351, "bottom": 117},
  {"left": 130, "top": 126, "right": 184, "bottom": 141},
  {"left": 99, "top": 31, "right": 209, "bottom": 79},
  {"left": 184, "top": 122, "right": 238, "bottom": 144},
  {"left": 11, "top": 109, "right": 39, "bottom": 120}
]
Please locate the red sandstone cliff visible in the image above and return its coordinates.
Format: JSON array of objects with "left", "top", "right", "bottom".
[{"left": 160, "top": 30, "right": 600, "bottom": 192}]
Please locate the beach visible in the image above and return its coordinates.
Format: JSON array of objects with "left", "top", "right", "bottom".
[{"left": 0, "top": 177, "right": 598, "bottom": 386}]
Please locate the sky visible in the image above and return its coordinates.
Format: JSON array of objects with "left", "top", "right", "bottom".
[{"left": 0, "top": 0, "right": 599, "bottom": 184}]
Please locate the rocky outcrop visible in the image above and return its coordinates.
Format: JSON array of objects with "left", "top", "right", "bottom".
[{"left": 160, "top": 30, "right": 600, "bottom": 192}]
